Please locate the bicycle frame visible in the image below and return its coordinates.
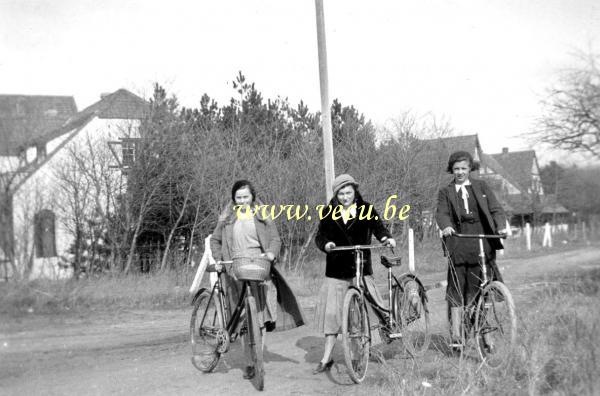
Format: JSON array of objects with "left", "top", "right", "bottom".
[
  {"left": 194, "top": 262, "right": 254, "bottom": 343},
  {"left": 330, "top": 245, "right": 396, "bottom": 331},
  {"left": 451, "top": 233, "right": 506, "bottom": 327}
]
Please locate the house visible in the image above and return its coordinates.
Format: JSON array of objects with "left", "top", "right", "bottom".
[
  {"left": 489, "top": 148, "right": 547, "bottom": 226},
  {"left": 0, "top": 89, "right": 148, "bottom": 280}
]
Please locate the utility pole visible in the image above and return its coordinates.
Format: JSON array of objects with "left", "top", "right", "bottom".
[{"left": 315, "top": 0, "right": 335, "bottom": 200}]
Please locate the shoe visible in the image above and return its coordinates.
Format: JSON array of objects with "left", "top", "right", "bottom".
[
  {"left": 312, "top": 360, "right": 334, "bottom": 374},
  {"left": 265, "top": 321, "right": 276, "bottom": 332},
  {"left": 243, "top": 366, "right": 255, "bottom": 379}
]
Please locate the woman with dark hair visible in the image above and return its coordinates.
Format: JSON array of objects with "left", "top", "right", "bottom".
[
  {"left": 210, "top": 180, "right": 305, "bottom": 380},
  {"left": 312, "top": 174, "right": 396, "bottom": 373},
  {"left": 435, "top": 151, "right": 507, "bottom": 349}
]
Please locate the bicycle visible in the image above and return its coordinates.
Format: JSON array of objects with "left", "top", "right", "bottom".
[
  {"left": 330, "top": 244, "right": 431, "bottom": 384},
  {"left": 448, "top": 233, "right": 517, "bottom": 369},
  {"left": 190, "top": 257, "right": 268, "bottom": 391}
]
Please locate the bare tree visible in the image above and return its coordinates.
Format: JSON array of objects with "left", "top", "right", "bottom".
[{"left": 533, "top": 52, "right": 600, "bottom": 159}]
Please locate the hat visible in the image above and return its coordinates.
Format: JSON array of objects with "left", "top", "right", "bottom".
[{"left": 332, "top": 174, "right": 358, "bottom": 195}]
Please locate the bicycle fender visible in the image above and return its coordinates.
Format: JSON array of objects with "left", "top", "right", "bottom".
[{"left": 191, "top": 288, "right": 209, "bottom": 306}]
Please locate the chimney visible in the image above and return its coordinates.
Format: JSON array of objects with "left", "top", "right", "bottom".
[{"left": 502, "top": 147, "right": 509, "bottom": 154}]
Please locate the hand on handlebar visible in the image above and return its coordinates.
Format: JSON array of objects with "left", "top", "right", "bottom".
[
  {"left": 382, "top": 237, "right": 396, "bottom": 248},
  {"left": 325, "top": 242, "right": 336, "bottom": 253},
  {"left": 442, "top": 226, "right": 455, "bottom": 237}
]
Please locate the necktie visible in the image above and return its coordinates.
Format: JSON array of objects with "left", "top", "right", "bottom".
[{"left": 459, "top": 185, "right": 470, "bottom": 214}]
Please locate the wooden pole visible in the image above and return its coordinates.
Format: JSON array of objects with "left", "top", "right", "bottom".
[{"left": 315, "top": 0, "right": 335, "bottom": 200}]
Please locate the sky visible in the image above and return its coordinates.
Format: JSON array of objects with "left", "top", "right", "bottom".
[{"left": 1, "top": 0, "right": 599, "bottom": 166}]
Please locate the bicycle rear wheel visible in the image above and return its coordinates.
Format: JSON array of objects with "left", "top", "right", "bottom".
[
  {"left": 244, "top": 294, "right": 264, "bottom": 390},
  {"left": 474, "top": 281, "right": 517, "bottom": 369},
  {"left": 394, "top": 278, "right": 431, "bottom": 356},
  {"left": 341, "top": 288, "right": 370, "bottom": 384},
  {"left": 190, "top": 290, "right": 225, "bottom": 372}
]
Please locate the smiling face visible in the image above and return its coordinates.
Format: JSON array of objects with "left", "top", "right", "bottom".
[
  {"left": 336, "top": 184, "right": 356, "bottom": 208},
  {"left": 234, "top": 186, "right": 253, "bottom": 207},
  {"left": 452, "top": 160, "right": 471, "bottom": 184}
]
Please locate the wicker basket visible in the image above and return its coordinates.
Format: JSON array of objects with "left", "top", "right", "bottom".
[{"left": 232, "top": 256, "right": 271, "bottom": 281}]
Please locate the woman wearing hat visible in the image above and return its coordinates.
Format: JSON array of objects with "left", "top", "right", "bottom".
[
  {"left": 312, "top": 174, "right": 396, "bottom": 373},
  {"left": 210, "top": 180, "right": 305, "bottom": 379},
  {"left": 435, "top": 151, "right": 506, "bottom": 350}
]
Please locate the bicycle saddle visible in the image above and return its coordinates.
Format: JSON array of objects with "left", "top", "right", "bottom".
[{"left": 380, "top": 255, "right": 402, "bottom": 268}]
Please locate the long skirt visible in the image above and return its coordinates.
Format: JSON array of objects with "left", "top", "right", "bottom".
[{"left": 314, "top": 276, "right": 385, "bottom": 335}]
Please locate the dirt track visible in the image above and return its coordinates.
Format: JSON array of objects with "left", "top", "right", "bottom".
[{"left": 1, "top": 246, "right": 599, "bottom": 395}]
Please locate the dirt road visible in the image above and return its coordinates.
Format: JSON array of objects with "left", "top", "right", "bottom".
[{"left": 1, "top": 246, "right": 599, "bottom": 395}]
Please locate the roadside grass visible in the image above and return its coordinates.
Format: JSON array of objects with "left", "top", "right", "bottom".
[
  {"left": 352, "top": 267, "right": 600, "bottom": 395},
  {"left": 0, "top": 267, "right": 196, "bottom": 316}
]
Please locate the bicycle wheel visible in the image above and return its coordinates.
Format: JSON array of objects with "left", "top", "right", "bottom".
[
  {"left": 394, "top": 278, "right": 431, "bottom": 356},
  {"left": 474, "top": 281, "right": 517, "bottom": 369},
  {"left": 341, "top": 288, "right": 370, "bottom": 384},
  {"left": 190, "top": 290, "right": 225, "bottom": 372},
  {"left": 244, "top": 294, "right": 264, "bottom": 390}
]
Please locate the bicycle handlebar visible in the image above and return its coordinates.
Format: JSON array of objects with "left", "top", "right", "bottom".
[
  {"left": 329, "top": 244, "right": 390, "bottom": 252},
  {"left": 453, "top": 233, "right": 506, "bottom": 239}
]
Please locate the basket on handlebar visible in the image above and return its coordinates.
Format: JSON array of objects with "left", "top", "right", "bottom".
[{"left": 232, "top": 256, "right": 271, "bottom": 281}]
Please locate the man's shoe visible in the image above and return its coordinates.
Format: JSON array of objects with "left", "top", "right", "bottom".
[
  {"left": 243, "top": 366, "right": 255, "bottom": 379},
  {"left": 312, "top": 360, "right": 334, "bottom": 374}
]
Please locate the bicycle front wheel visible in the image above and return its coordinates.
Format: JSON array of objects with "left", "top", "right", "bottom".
[
  {"left": 394, "top": 278, "right": 431, "bottom": 357},
  {"left": 474, "top": 281, "right": 517, "bottom": 369},
  {"left": 190, "top": 290, "right": 225, "bottom": 372},
  {"left": 341, "top": 288, "right": 370, "bottom": 384},
  {"left": 244, "top": 294, "right": 265, "bottom": 390}
]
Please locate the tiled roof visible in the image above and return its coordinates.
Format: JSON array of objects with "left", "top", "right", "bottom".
[
  {"left": 77, "top": 89, "right": 148, "bottom": 120},
  {"left": 0, "top": 95, "right": 77, "bottom": 155},
  {"left": 491, "top": 150, "right": 537, "bottom": 192},
  {"left": 421, "top": 134, "right": 481, "bottom": 161},
  {"left": 33, "top": 89, "right": 149, "bottom": 145}
]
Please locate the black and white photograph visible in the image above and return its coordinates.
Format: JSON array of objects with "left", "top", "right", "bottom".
[{"left": 1, "top": 1, "right": 599, "bottom": 394}]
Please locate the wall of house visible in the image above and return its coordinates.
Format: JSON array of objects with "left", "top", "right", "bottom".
[{"left": 12, "top": 117, "right": 139, "bottom": 279}]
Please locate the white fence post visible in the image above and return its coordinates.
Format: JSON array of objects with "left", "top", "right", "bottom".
[
  {"left": 542, "top": 222, "right": 552, "bottom": 248},
  {"left": 408, "top": 228, "right": 415, "bottom": 272},
  {"left": 525, "top": 222, "right": 532, "bottom": 251}
]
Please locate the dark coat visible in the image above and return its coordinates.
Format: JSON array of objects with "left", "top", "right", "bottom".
[
  {"left": 436, "top": 178, "right": 507, "bottom": 253},
  {"left": 315, "top": 198, "right": 392, "bottom": 279},
  {"left": 210, "top": 204, "right": 305, "bottom": 331}
]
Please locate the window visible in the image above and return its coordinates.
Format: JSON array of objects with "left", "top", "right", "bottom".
[
  {"left": 121, "top": 141, "right": 136, "bottom": 167},
  {"left": 34, "top": 210, "right": 56, "bottom": 258}
]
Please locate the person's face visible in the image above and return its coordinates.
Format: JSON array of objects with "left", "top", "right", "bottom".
[
  {"left": 452, "top": 160, "right": 471, "bottom": 184},
  {"left": 234, "top": 186, "right": 253, "bottom": 207},
  {"left": 336, "top": 185, "right": 356, "bottom": 208}
]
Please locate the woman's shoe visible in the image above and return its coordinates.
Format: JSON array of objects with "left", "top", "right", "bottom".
[
  {"left": 243, "top": 366, "right": 255, "bottom": 379},
  {"left": 312, "top": 360, "right": 334, "bottom": 374}
]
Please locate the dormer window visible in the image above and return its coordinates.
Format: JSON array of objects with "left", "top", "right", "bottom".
[{"left": 44, "top": 109, "right": 58, "bottom": 117}]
